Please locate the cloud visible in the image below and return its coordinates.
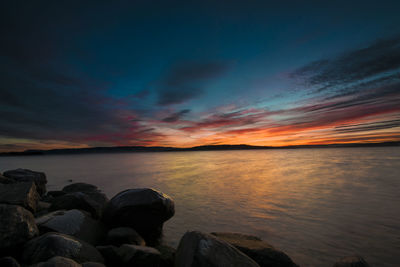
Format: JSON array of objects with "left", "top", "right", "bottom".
[
  {"left": 157, "top": 61, "right": 230, "bottom": 105},
  {"left": 162, "top": 109, "right": 191, "bottom": 122}
]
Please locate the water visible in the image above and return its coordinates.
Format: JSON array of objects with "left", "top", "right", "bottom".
[{"left": 1, "top": 147, "right": 400, "bottom": 266}]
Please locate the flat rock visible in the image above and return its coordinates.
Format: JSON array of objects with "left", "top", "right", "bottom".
[
  {"left": 212, "top": 232, "right": 298, "bottom": 267},
  {"left": 0, "top": 174, "right": 15, "bottom": 184},
  {"left": 0, "top": 182, "right": 40, "bottom": 212},
  {"left": 22, "top": 232, "right": 104, "bottom": 264},
  {"left": 3, "top": 169, "right": 47, "bottom": 195},
  {"left": 36, "top": 209, "right": 106, "bottom": 245},
  {"left": 106, "top": 227, "right": 145, "bottom": 246},
  {"left": 175, "top": 231, "right": 259, "bottom": 267},
  {"left": 63, "top": 183, "right": 99, "bottom": 193},
  {"left": 34, "top": 256, "right": 82, "bottom": 267},
  {"left": 118, "top": 244, "right": 161, "bottom": 267},
  {"left": 333, "top": 256, "right": 370, "bottom": 267},
  {"left": 49, "top": 191, "right": 108, "bottom": 219},
  {"left": 103, "top": 188, "right": 174, "bottom": 245},
  {"left": 0, "top": 256, "right": 21, "bottom": 267},
  {"left": 0, "top": 204, "right": 39, "bottom": 250}
]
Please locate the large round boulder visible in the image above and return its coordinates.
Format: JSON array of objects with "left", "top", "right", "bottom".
[
  {"left": 3, "top": 169, "right": 47, "bottom": 196},
  {"left": 175, "top": 231, "right": 259, "bottom": 267},
  {"left": 103, "top": 188, "right": 175, "bottom": 245},
  {"left": 0, "top": 204, "right": 39, "bottom": 250},
  {"left": 36, "top": 209, "right": 106, "bottom": 245},
  {"left": 211, "top": 232, "right": 298, "bottom": 267},
  {"left": 22, "top": 232, "right": 104, "bottom": 264}
]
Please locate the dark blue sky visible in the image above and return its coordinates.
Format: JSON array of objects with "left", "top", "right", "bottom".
[{"left": 1, "top": 1, "right": 400, "bottom": 151}]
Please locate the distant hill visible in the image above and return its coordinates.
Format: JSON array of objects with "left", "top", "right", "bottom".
[{"left": 0, "top": 141, "right": 399, "bottom": 156}]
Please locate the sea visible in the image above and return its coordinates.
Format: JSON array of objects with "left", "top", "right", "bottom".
[{"left": 1, "top": 147, "right": 399, "bottom": 266}]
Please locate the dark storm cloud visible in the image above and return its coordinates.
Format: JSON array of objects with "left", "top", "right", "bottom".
[
  {"left": 162, "top": 109, "right": 191, "bottom": 122},
  {"left": 157, "top": 61, "right": 230, "bottom": 105},
  {"left": 290, "top": 35, "right": 400, "bottom": 92}
]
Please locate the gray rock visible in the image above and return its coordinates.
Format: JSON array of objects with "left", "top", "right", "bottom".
[
  {"left": 3, "top": 169, "right": 47, "bottom": 195},
  {"left": 0, "top": 256, "right": 21, "bottom": 267},
  {"left": 34, "top": 256, "right": 82, "bottom": 267},
  {"left": 118, "top": 244, "right": 161, "bottom": 267},
  {"left": 212, "top": 232, "right": 298, "bottom": 267},
  {"left": 63, "top": 183, "right": 99, "bottom": 193},
  {"left": 175, "top": 231, "right": 259, "bottom": 267},
  {"left": 36, "top": 209, "right": 106, "bottom": 245},
  {"left": 82, "top": 262, "right": 106, "bottom": 267},
  {"left": 333, "top": 256, "right": 370, "bottom": 267},
  {"left": 156, "top": 244, "right": 176, "bottom": 267},
  {"left": 106, "top": 227, "right": 145, "bottom": 246},
  {"left": 0, "top": 182, "right": 40, "bottom": 212},
  {"left": 49, "top": 191, "right": 108, "bottom": 219},
  {"left": 0, "top": 204, "right": 39, "bottom": 250},
  {"left": 22, "top": 232, "right": 104, "bottom": 264},
  {"left": 0, "top": 174, "right": 15, "bottom": 184},
  {"left": 103, "top": 188, "right": 174, "bottom": 245}
]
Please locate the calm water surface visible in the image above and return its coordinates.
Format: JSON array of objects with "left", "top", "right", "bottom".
[{"left": 1, "top": 147, "right": 400, "bottom": 267}]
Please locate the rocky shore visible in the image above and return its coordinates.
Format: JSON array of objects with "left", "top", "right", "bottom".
[{"left": 0, "top": 168, "right": 370, "bottom": 267}]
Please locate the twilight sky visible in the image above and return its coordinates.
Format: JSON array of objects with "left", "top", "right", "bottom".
[{"left": 1, "top": 1, "right": 400, "bottom": 151}]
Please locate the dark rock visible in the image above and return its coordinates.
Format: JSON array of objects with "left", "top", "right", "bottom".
[
  {"left": 175, "top": 231, "right": 259, "bottom": 267},
  {"left": 212, "top": 232, "right": 298, "bottom": 267},
  {"left": 34, "top": 256, "right": 81, "bottom": 267},
  {"left": 36, "top": 209, "right": 106, "bottom": 245},
  {"left": 37, "top": 201, "right": 51, "bottom": 212},
  {"left": 3, "top": 169, "right": 47, "bottom": 195},
  {"left": 103, "top": 188, "right": 174, "bottom": 245},
  {"left": 0, "top": 182, "right": 40, "bottom": 212},
  {"left": 118, "top": 244, "right": 161, "bottom": 267},
  {"left": 96, "top": 245, "right": 121, "bottom": 267},
  {"left": 333, "top": 256, "right": 370, "bottom": 267},
  {"left": 156, "top": 244, "right": 176, "bottom": 267},
  {"left": 0, "top": 174, "right": 15, "bottom": 184},
  {"left": 0, "top": 204, "right": 39, "bottom": 250},
  {"left": 47, "top": 190, "right": 66, "bottom": 198},
  {"left": 63, "top": 183, "right": 99, "bottom": 193},
  {"left": 49, "top": 191, "right": 108, "bottom": 219},
  {"left": 22, "top": 232, "right": 104, "bottom": 264},
  {"left": 0, "top": 256, "right": 21, "bottom": 267},
  {"left": 82, "top": 262, "right": 106, "bottom": 267},
  {"left": 106, "top": 227, "right": 145, "bottom": 246}
]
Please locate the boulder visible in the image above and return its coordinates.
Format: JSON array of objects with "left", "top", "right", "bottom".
[
  {"left": 0, "top": 182, "right": 40, "bottom": 212},
  {"left": 0, "top": 174, "right": 15, "bottom": 184},
  {"left": 175, "top": 231, "right": 259, "bottom": 267},
  {"left": 0, "top": 257, "right": 21, "bottom": 267},
  {"left": 34, "top": 256, "right": 81, "bottom": 267},
  {"left": 3, "top": 169, "right": 47, "bottom": 195},
  {"left": 212, "top": 232, "right": 298, "bottom": 267},
  {"left": 156, "top": 244, "right": 176, "bottom": 267},
  {"left": 103, "top": 188, "right": 174, "bottom": 245},
  {"left": 333, "top": 256, "right": 370, "bottom": 267},
  {"left": 0, "top": 204, "right": 39, "bottom": 250},
  {"left": 36, "top": 209, "right": 106, "bottom": 245},
  {"left": 49, "top": 191, "right": 108, "bottom": 219},
  {"left": 63, "top": 183, "right": 99, "bottom": 193},
  {"left": 118, "top": 244, "right": 161, "bottom": 267},
  {"left": 106, "top": 227, "right": 145, "bottom": 246},
  {"left": 22, "top": 232, "right": 104, "bottom": 264}
]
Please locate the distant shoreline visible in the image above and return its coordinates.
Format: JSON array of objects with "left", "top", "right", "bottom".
[{"left": 1, "top": 141, "right": 399, "bottom": 156}]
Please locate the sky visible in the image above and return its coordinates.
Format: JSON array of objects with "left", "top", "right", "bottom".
[{"left": 1, "top": 0, "right": 400, "bottom": 151}]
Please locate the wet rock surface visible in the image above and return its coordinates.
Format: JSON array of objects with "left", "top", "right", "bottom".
[
  {"left": 22, "top": 232, "right": 104, "bottom": 264},
  {"left": 0, "top": 182, "right": 40, "bottom": 212},
  {"left": 175, "top": 231, "right": 260, "bottom": 267},
  {"left": 3, "top": 169, "right": 47, "bottom": 195},
  {"left": 212, "top": 232, "right": 299, "bottom": 267},
  {"left": 0, "top": 204, "right": 39, "bottom": 250},
  {"left": 103, "top": 188, "right": 174, "bottom": 245}
]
